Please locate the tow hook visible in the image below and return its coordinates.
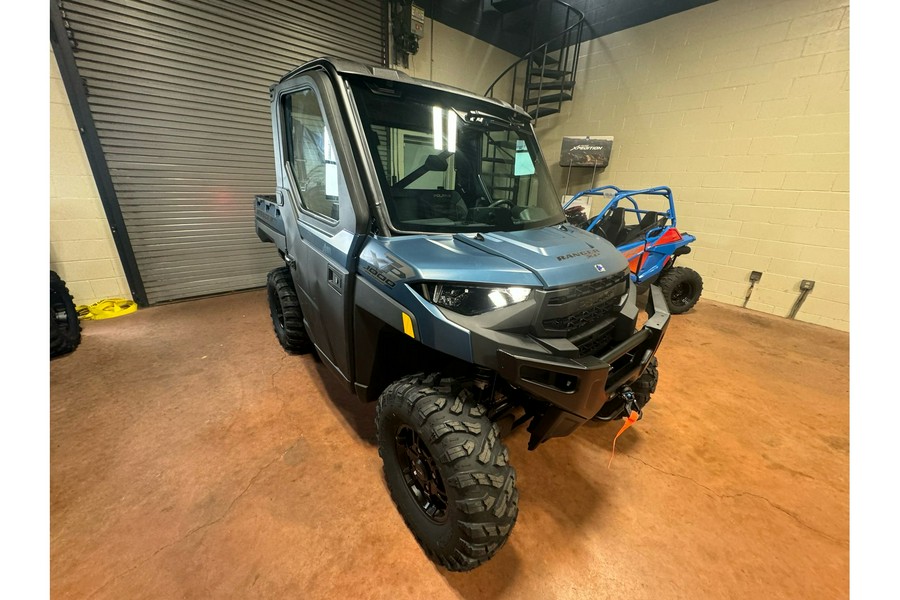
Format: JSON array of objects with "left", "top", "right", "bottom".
[
  {"left": 592, "top": 385, "right": 644, "bottom": 422},
  {"left": 619, "top": 386, "right": 643, "bottom": 421},
  {"left": 607, "top": 386, "right": 643, "bottom": 468}
]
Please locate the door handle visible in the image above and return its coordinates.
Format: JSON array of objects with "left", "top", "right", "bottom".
[{"left": 327, "top": 267, "right": 343, "bottom": 293}]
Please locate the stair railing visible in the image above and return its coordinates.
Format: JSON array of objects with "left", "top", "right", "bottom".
[{"left": 484, "top": 0, "right": 585, "bottom": 120}]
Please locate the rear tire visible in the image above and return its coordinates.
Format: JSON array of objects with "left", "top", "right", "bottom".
[
  {"left": 658, "top": 266, "right": 702, "bottom": 314},
  {"left": 50, "top": 271, "right": 81, "bottom": 358},
  {"left": 376, "top": 373, "right": 518, "bottom": 571},
  {"left": 266, "top": 267, "right": 312, "bottom": 353}
]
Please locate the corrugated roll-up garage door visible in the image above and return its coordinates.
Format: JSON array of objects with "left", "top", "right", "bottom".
[{"left": 60, "top": 0, "right": 385, "bottom": 303}]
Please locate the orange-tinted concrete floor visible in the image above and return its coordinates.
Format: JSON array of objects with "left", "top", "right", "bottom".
[{"left": 50, "top": 291, "right": 848, "bottom": 599}]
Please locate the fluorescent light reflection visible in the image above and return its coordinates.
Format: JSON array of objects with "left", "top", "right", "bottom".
[
  {"left": 432, "top": 106, "right": 443, "bottom": 150},
  {"left": 447, "top": 111, "right": 457, "bottom": 152}
]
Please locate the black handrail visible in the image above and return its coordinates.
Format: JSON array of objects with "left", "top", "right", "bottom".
[{"left": 484, "top": 0, "right": 585, "bottom": 103}]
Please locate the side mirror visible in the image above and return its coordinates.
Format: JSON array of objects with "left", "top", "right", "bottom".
[{"left": 424, "top": 153, "right": 449, "bottom": 172}]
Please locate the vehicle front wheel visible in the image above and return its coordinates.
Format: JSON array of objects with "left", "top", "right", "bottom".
[
  {"left": 658, "top": 266, "right": 703, "bottom": 314},
  {"left": 375, "top": 373, "right": 518, "bottom": 571},
  {"left": 266, "top": 267, "right": 312, "bottom": 353},
  {"left": 50, "top": 270, "right": 82, "bottom": 358}
]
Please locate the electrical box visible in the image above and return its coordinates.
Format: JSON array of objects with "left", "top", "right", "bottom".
[
  {"left": 410, "top": 4, "right": 425, "bottom": 37},
  {"left": 391, "top": 0, "right": 423, "bottom": 65}
]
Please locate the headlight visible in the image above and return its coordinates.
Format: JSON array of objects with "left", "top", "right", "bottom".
[{"left": 432, "top": 284, "right": 533, "bottom": 315}]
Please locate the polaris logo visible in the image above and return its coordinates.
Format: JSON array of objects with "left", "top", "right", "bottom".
[{"left": 594, "top": 264, "right": 606, "bottom": 273}]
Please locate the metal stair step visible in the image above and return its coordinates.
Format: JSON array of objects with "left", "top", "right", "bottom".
[
  {"left": 487, "top": 139, "right": 519, "bottom": 149},
  {"left": 526, "top": 80, "right": 575, "bottom": 92},
  {"left": 530, "top": 68, "right": 570, "bottom": 79},
  {"left": 528, "top": 106, "right": 561, "bottom": 119},
  {"left": 525, "top": 92, "right": 573, "bottom": 106},
  {"left": 530, "top": 51, "right": 559, "bottom": 66}
]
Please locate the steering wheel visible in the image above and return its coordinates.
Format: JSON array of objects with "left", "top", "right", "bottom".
[{"left": 487, "top": 199, "right": 514, "bottom": 209}]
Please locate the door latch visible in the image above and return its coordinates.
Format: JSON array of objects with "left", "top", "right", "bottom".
[{"left": 327, "top": 267, "right": 343, "bottom": 293}]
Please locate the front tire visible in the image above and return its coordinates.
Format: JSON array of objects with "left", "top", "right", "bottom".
[
  {"left": 658, "top": 266, "right": 703, "bottom": 314},
  {"left": 375, "top": 374, "right": 518, "bottom": 571},
  {"left": 266, "top": 267, "right": 312, "bottom": 353},
  {"left": 50, "top": 271, "right": 81, "bottom": 358}
]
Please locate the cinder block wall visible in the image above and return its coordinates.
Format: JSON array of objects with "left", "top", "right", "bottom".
[
  {"left": 50, "top": 45, "right": 131, "bottom": 305},
  {"left": 536, "top": 0, "right": 849, "bottom": 331}
]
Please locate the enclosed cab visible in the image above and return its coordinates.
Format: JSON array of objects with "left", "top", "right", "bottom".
[{"left": 256, "top": 58, "right": 669, "bottom": 571}]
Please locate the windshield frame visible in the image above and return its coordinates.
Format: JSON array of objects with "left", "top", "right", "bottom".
[{"left": 345, "top": 75, "right": 565, "bottom": 237}]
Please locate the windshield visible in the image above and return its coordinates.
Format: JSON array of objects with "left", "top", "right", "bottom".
[{"left": 348, "top": 78, "right": 565, "bottom": 234}]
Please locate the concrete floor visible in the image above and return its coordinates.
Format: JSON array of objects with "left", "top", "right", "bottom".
[{"left": 50, "top": 291, "right": 848, "bottom": 599}]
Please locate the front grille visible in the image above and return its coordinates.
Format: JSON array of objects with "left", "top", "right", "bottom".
[
  {"left": 547, "top": 270, "right": 629, "bottom": 305},
  {"left": 576, "top": 325, "right": 615, "bottom": 357},
  {"left": 538, "top": 268, "right": 629, "bottom": 338},
  {"left": 542, "top": 296, "right": 620, "bottom": 333}
]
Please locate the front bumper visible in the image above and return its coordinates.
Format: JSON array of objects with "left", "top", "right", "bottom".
[{"left": 496, "top": 284, "right": 670, "bottom": 448}]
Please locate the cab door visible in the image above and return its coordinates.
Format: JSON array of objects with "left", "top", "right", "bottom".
[{"left": 274, "top": 73, "right": 367, "bottom": 384}]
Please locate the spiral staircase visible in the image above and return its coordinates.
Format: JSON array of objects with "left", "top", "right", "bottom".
[{"left": 484, "top": 0, "right": 586, "bottom": 121}]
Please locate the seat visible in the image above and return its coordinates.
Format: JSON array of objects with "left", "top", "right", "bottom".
[
  {"left": 639, "top": 210, "right": 660, "bottom": 230},
  {"left": 619, "top": 210, "right": 663, "bottom": 244},
  {"left": 596, "top": 207, "right": 627, "bottom": 246}
]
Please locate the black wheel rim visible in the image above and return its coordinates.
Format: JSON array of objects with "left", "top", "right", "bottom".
[
  {"left": 395, "top": 425, "right": 449, "bottom": 524},
  {"left": 670, "top": 281, "right": 694, "bottom": 308}
]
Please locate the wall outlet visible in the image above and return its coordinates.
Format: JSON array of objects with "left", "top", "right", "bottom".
[
  {"left": 749, "top": 271, "right": 762, "bottom": 283},
  {"left": 800, "top": 279, "right": 815, "bottom": 291}
]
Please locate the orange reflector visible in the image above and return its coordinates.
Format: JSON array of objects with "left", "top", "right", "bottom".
[
  {"left": 401, "top": 312, "right": 415, "bottom": 338},
  {"left": 607, "top": 410, "right": 640, "bottom": 468}
]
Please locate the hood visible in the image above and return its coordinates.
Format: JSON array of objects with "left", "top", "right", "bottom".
[
  {"left": 453, "top": 226, "right": 628, "bottom": 288},
  {"left": 371, "top": 225, "right": 627, "bottom": 290}
]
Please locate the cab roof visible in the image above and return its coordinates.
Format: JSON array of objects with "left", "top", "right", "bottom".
[{"left": 276, "top": 57, "right": 531, "bottom": 122}]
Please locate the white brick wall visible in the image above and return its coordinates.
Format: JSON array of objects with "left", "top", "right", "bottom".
[
  {"left": 50, "top": 46, "right": 131, "bottom": 305},
  {"left": 536, "top": 0, "right": 850, "bottom": 331}
]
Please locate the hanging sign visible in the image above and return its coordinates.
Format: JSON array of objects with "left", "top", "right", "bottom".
[{"left": 559, "top": 136, "right": 614, "bottom": 167}]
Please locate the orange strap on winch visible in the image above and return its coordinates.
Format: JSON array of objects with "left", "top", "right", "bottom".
[{"left": 607, "top": 410, "right": 640, "bottom": 468}]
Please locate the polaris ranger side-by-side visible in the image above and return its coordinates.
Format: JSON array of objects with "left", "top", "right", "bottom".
[{"left": 255, "top": 58, "right": 670, "bottom": 571}]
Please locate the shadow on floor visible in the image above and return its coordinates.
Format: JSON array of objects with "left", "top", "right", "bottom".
[
  {"left": 311, "top": 359, "right": 378, "bottom": 445},
  {"left": 441, "top": 541, "right": 521, "bottom": 597}
]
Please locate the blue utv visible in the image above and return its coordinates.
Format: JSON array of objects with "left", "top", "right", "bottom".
[
  {"left": 255, "top": 59, "right": 670, "bottom": 571},
  {"left": 564, "top": 185, "right": 703, "bottom": 314}
]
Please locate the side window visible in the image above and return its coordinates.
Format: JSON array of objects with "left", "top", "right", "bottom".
[{"left": 282, "top": 89, "right": 341, "bottom": 221}]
